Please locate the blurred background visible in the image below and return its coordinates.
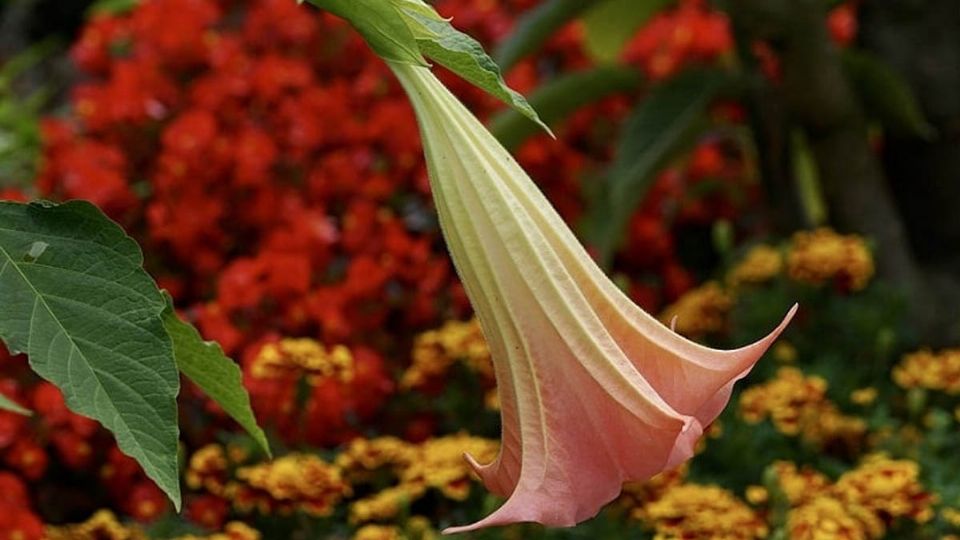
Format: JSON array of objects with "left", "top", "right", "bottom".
[{"left": 0, "top": 0, "right": 958, "bottom": 538}]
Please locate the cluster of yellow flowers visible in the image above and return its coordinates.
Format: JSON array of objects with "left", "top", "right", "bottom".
[
  {"left": 740, "top": 367, "right": 866, "bottom": 449},
  {"left": 646, "top": 484, "right": 769, "bottom": 539},
  {"left": 174, "top": 522, "right": 261, "bottom": 540},
  {"left": 776, "top": 455, "right": 935, "bottom": 539},
  {"left": 46, "top": 511, "right": 260, "bottom": 540},
  {"left": 728, "top": 245, "right": 784, "bottom": 286},
  {"left": 352, "top": 516, "right": 436, "bottom": 540},
  {"left": 401, "top": 318, "right": 497, "bottom": 407},
  {"left": 659, "top": 281, "right": 733, "bottom": 337},
  {"left": 182, "top": 435, "right": 496, "bottom": 528},
  {"left": 46, "top": 510, "right": 146, "bottom": 540},
  {"left": 343, "top": 434, "right": 498, "bottom": 523},
  {"left": 893, "top": 348, "right": 960, "bottom": 394},
  {"left": 231, "top": 454, "right": 351, "bottom": 517},
  {"left": 620, "top": 465, "right": 766, "bottom": 539},
  {"left": 786, "top": 228, "right": 874, "bottom": 291},
  {"left": 251, "top": 338, "right": 354, "bottom": 385}
]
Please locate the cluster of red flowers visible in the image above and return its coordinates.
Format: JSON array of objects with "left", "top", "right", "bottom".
[{"left": 623, "top": 0, "right": 733, "bottom": 81}]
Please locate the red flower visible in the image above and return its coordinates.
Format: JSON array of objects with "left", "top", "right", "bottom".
[
  {"left": 187, "top": 494, "right": 230, "bottom": 530},
  {"left": 126, "top": 482, "right": 169, "bottom": 523},
  {"left": 0, "top": 473, "right": 30, "bottom": 509},
  {"left": 4, "top": 439, "right": 48, "bottom": 480},
  {"left": 0, "top": 509, "right": 44, "bottom": 540}
]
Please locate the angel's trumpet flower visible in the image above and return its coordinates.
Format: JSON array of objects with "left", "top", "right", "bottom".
[{"left": 390, "top": 62, "right": 796, "bottom": 534}]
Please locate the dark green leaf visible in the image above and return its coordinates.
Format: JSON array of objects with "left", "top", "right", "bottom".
[
  {"left": 87, "top": 0, "right": 141, "bottom": 16},
  {"left": 396, "top": 2, "right": 548, "bottom": 131},
  {"left": 585, "top": 69, "right": 727, "bottom": 266},
  {"left": 493, "top": 0, "right": 592, "bottom": 71},
  {"left": 790, "top": 130, "right": 827, "bottom": 226},
  {"left": 582, "top": 0, "right": 673, "bottom": 64},
  {"left": 0, "top": 392, "right": 30, "bottom": 416},
  {"left": 843, "top": 50, "right": 933, "bottom": 139},
  {"left": 0, "top": 200, "right": 180, "bottom": 508},
  {"left": 162, "top": 296, "right": 270, "bottom": 457},
  {"left": 305, "top": 0, "right": 428, "bottom": 66},
  {"left": 490, "top": 66, "right": 643, "bottom": 151}
]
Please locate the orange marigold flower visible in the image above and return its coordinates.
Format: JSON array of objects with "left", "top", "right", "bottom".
[
  {"left": 232, "top": 454, "right": 350, "bottom": 517},
  {"left": 769, "top": 461, "right": 832, "bottom": 506},
  {"left": 893, "top": 348, "right": 960, "bottom": 394},
  {"left": 786, "top": 228, "right": 874, "bottom": 291},
  {"left": 45, "top": 510, "right": 146, "bottom": 540},
  {"left": 401, "top": 318, "right": 493, "bottom": 390},
  {"left": 833, "top": 454, "right": 935, "bottom": 526},
  {"left": 172, "top": 521, "right": 261, "bottom": 540},
  {"left": 788, "top": 496, "right": 870, "bottom": 540},
  {"left": 643, "top": 484, "right": 768, "bottom": 539},
  {"left": 186, "top": 444, "right": 230, "bottom": 495},
  {"left": 728, "top": 245, "right": 783, "bottom": 286},
  {"left": 659, "top": 281, "right": 733, "bottom": 337},
  {"left": 352, "top": 524, "right": 401, "bottom": 540},
  {"left": 251, "top": 339, "right": 353, "bottom": 385},
  {"left": 739, "top": 367, "right": 866, "bottom": 450}
]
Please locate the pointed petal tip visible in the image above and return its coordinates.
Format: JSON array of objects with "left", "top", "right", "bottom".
[{"left": 463, "top": 451, "right": 484, "bottom": 475}]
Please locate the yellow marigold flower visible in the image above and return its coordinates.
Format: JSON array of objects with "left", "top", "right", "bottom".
[
  {"left": 850, "top": 387, "right": 878, "bottom": 406},
  {"left": 833, "top": 454, "right": 935, "bottom": 525},
  {"left": 252, "top": 339, "right": 353, "bottom": 385},
  {"left": 739, "top": 368, "right": 865, "bottom": 449},
  {"left": 401, "top": 318, "right": 493, "bottom": 390},
  {"left": 745, "top": 485, "right": 768, "bottom": 505},
  {"left": 786, "top": 228, "right": 874, "bottom": 291},
  {"left": 232, "top": 454, "right": 350, "bottom": 517},
  {"left": 659, "top": 281, "right": 733, "bottom": 337},
  {"left": 772, "top": 341, "right": 798, "bottom": 363},
  {"left": 643, "top": 484, "right": 768, "bottom": 539},
  {"left": 893, "top": 348, "right": 960, "bottom": 394},
  {"left": 401, "top": 435, "right": 499, "bottom": 501},
  {"left": 173, "top": 521, "right": 261, "bottom": 540},
  {"left": 788, "top": 496, "right": 869, "bottom": 540},
  {"left": 45, "top": 510, "right": 146, "bottom": 540},
  {"left": 405, "top": 516, "right": 438, "bottom": 540},
  {"left": 769, "top": 461, "right": 831, "bottom": 506},
  {"left": 620, "top": 465, "right": 688, "bottom": 521},
  {"left": 943, "top": 508, "right": 960, "bottom": 527},
  {"left": 353, "top": 524, "right": 401, "bottom": 540},
  {"left": 728, "top": 245, "right": 783, "bottom": 286},
  {"left": 335, "top": 437, "right": 415, "bottom": 481},
  {"left": 186, "top": 444, "right": 229, "bottom": 495},
  {"left": 350, "top": 484, "right": 424, "bottom": 524}
]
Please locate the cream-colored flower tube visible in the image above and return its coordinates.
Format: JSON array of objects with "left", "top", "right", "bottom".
[{"left": 390, "top": 61, "right": 796, "bottom": 534}]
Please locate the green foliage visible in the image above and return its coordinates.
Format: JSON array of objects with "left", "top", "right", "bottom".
[
  {"left": 493, "top": 0, "right": 591, "bottom": 71},
  {"left": 87, "top": 0, "right": 142, "bottom": 16},
  {"left": 0, "top": 200, "right": 182, "bottom": 508},
  {"left": 0, "top": 40, "right": 57, "bottom": 187},
  {"left": 843, "top": 49, "right": 934, "bottom": 139},
  {"left": 0, "top": 391, "right": 30, "bottom": 415},
  {"left": 395, "top": 1, "right": 549, "bottom": 132},
  {"left": 581, "top": 0, "right": 673, "bottom": 64},
  {"left": 584, "top": 68, "right": 727, "bottom": 266},
  {"left": 790, "top": 130, "right": 827, "bottom": 226},
  {"left": 489, "top": 66, "right": 643, "bottom": 150},
  {"left": 306, "top": 0, "right": 428, "bottom": 66},
  {"left": 162, "top": 296, "right": 271, "bottom": 457}
]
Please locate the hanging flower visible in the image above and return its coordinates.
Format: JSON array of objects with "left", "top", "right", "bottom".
[{"left": 390, "top": 62, "right": 795, "bottom": 533}]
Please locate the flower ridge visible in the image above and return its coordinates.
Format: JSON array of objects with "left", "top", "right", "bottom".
[{"left": 390, "top": 62, "right": 795, "bottom": 533}]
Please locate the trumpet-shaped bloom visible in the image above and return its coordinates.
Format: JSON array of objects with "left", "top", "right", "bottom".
[{"left": 390, "top": 62, "right": 796, "bottom": 533}]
